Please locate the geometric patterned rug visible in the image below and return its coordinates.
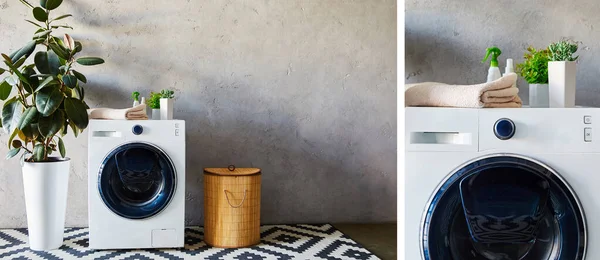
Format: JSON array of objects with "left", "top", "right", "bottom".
[{"left": 0, "top": 224, "right": 380, "bottom": 259}]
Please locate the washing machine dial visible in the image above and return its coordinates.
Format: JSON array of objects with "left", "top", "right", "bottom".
[
  {"left": 494, "top": 118, "right": 515, "bottom": 140},
  {"left": 132, "top": 125, "right": 144, "bottom": 135}
]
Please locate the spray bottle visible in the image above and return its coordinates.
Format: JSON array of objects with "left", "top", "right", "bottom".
[
  {"left": 504, "top": 58, "right": 517, "bottom": 89},
  {"left": 482, "top": 47, "right": 502, "bottom": 83}
]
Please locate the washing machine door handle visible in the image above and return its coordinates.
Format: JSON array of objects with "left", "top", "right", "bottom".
[
  {"left": 459, "top": 171, "right": 550, "bottom": 245},
  {"left": 114, "top": 149, "right": 161, "bottom": 193}
]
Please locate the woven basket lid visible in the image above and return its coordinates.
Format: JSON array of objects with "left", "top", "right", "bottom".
[{"left": 204, "top": 165, "right": 261, "bottom": 176}]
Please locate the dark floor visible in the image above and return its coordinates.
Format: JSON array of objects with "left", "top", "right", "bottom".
[{"left": 333, "top": 223, "right": 397, "bottom": 260}]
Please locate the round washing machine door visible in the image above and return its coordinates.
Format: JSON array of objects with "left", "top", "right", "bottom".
[
  {"left": 422, "top": 155, "right": 586, "bottom": 260},
  {"left": 98, "top": 142, "right": 177, "bottom": 219}
]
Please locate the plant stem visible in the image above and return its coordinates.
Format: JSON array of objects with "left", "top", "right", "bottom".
[{"left": 17, "top": 82, "right": 29, "bottom": 107}]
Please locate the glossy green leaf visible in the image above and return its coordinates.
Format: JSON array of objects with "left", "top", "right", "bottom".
[
  {"left": 51, "top": 24, "right": 73, "bottom": 30},
  {"left": 0, "top": 68, "right": 5, "bottom": 75},
  {"left": 38, "top": 110, "right": 64, "bottom": 137},
  {"left": 50, "top": 14, "right": 71, "bottom": 22},
  {"left": 48, "top": 43, "right": 69, "bottom": 60},
  {"left": 72, "top": 70, "right": 86, "bottom": 83},
  {"left": 22, "top": 67, "right": 40, "bottom": 93},
  {"left": 35, "top": 76, "right": 57, "bottom": 92},
  {"left": 33, "top": 144, "right": 44, "bottom": 161},
  {"left": 64, "top": 98, "right": 88, "bottom": 129},
  {"left": 1, "top": 54, "right": 11, "bottom": 64},
  {"left": 9, "top": 41, "right": 36, "bottom": 62},
  {"left": 7, "top": 127, "right": 18, "bottom": 149},
  {"left": 16, "top": 107, "right": 38, "bottom": 131},
  {"left": 35, "top": 87, "right": 63, "bottom": 116},
  {"left": 2, "top": 98, "right": 23, "bottom": 134},
  {"left": 41, "top": 0, "right": 62, "bottom": 10},
  {"left": 6, "top": 147, "right": 21, "bottom": 160},
  {"left": 2, "top": 63, "right": 29, "bottom": 86},
  {"left": 68, "top": 120, "right": 78, "bottom": 137},
  {"left": 73, "top": 41, "right": 82, "bottom": 53},
  {"left": 13, "top": 57, "right": 27, "bottom": 69},
  {"left": 25, "top": 19, "right": 43, "bottom": 28},
  {"left": 34, "top": 51, "right": 60, "bottom": 76},
  {"left": 57, "top": 136, "right": 65, "bottom": 157},
  {"left": 76, "top": 57, "right": 104, "bottom": 66},
  {"left": 22, "top": 123, "right": 39, "bottom": 140},
  {"left": 32, "top": 30, "right": 52, "bottom": 39},
  {"left": 4, "top": 74, "right": 18, "bottom": 87},
  {"left": 19, "top": 0, "right": 34, "bottom": 9},
  {"left": 0, "top": 80, "right": 11, "bottom": 100},
  {"left": 62, "top": 75, "right": 77, "bottom": 88},
  {"left": 33, "top": 7, "right": 48, "bottom": 22}
]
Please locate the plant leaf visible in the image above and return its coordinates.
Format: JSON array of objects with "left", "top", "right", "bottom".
[
  {"left": 73, "top": 41, "right": 82, "bottom": 53},
  {"left": 22, "top": 123, "right": 40, "bottom": 140},
  {"left": 25, "top": 19, "right": 43, "bottom": 28},
  {"left": 76, "top": 57, "right": 104, "bottom": 66},
  {"left": 6, "top": 147, "right": 21, "bottom": 160},
  {"left": 9, "top": 41, "right": 36, "bottom": 62},
  {"left": 48, "top": 43, "right": 69, "bottom": 60},
  {"left": 32, "top": 30, "right": 52, "bottom": 39},
  {"left": 38, "top": 110, "right": 64, "bottom": 137},
  {"left": 57, "top": 136, "right": 65, "bottom": 157},
  {"left": 71, "top": 70, "right": 87, "bottom": 83},
  {"left": 7, "top": 127, "right": 18, "bottom": 149},
  {"left": 22, "top": 67, "right": 40, "bottom": 93},
  {"left": 35, "top": 76, "right": 58, "bottom": 92},
  {"left": 0, "top": 68, "right": 5, "bottom": 75},
  {"left": 50, "top": 14, "right": 71, "bottom": 22},
  {"left": 16, "top": 107, "right": 38, "bottom": 131},
  {"left": 62, "top": 75, "right": 77, "bottom": 88},
  {"left": 19, "top": 0, "right": 34, "bottom": 9},
  {"left": 33, "top": 7, "right": 48, "bottom": 22},
  {"left": 64, "top": 98, "right": 88, "bottom": 129},
  {"left": 2, "top": 98, "right": 23, "bottom": 134},
  {"left": 51, "top": 25, "right": 73, "bottom": 30},
  {"left": 33, "top": 144, "right": 44, "bottom": 161},
  {"left": 0, "top": 80, "right": 11, "bottom": 100},
  {"left": 41, "top": 0, "right": 62, "bottom": 10},
  {"left": 35, "top": 87, "right": 63, "bottom": 116},
  {"left": 63, "top": 34, "right": 75, "bottom": 50},
  {"left": 68, "top": 120, "right": 78, "bottom": 137},
  {"left": 2, "top": 61, "right": 30, "bottom": 86},
  {"left": 34, "top": 51, "right": 60, "bottom": 76}
]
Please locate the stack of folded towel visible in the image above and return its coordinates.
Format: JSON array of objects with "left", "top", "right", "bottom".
[
  {"left": 405, "top": 73, "right": 521, "bottom": 108},
  {"left": 87, "top": 104, "right": 148, "bottom": 120}
]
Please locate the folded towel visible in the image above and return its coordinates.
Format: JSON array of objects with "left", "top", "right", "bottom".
[
  {"left": 405, "top": 73, "right": 522, "bottom": 108},
  {"left": 87, "top": 104, "right": 149, "bottom": 120}
]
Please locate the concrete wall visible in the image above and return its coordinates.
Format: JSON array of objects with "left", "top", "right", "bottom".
[
  {"left": 406, "top": 0, "right": 600, "bottom": 106},
  {"left": 0, "top": 0, "right": 396, "bottom": 227}
]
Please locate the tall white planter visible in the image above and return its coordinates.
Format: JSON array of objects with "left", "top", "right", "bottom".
[
  {"left": 160, "top": 98, "right": 173, "bottom": 120},
  {"left": 22, "top": 158, "right": 70, "bottom": 251},
  {"left": 548, "top": 61, "right": 577, "bottom": 108},
  {"left": 152, "top": 108, "right": 161, "bottom": 120},
  {"left": 529, "top": 83, "right": 549, "bottom": 108}
]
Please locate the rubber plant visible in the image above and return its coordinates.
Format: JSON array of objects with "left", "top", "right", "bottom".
[{"left": 0, "top": 0, "right": 104, "bottom": 162}]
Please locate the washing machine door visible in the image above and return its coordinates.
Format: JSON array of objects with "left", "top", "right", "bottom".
[
  {"left": 98, "top": 142, "right": 177, "bottom": 219},
  {"left": 422, "top": 155, "right": 586, "bottom": 260}
]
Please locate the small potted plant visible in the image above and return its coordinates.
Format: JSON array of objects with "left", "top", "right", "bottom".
[
  {"left": 147, "top": 91, "right": 161, "bottom": 120},
  {"left": 517, "top": 46, "right": 550, "bottom": 107},
  {"left": 548, "top": 39, "right": 579, "bottom": 108},
  {"left": 0, "top": 0, "right": 104, "bottom": 250},
  {"left": 160, "top": 89, "right": 174, "bottom": 120}
]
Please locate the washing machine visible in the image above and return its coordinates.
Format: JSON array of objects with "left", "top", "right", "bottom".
[
  {"left": 405, "top": 107, "right": 598, "bottom": 259},
  {"left": 88, "top": 120, "right": 185, "bottom": 249}
]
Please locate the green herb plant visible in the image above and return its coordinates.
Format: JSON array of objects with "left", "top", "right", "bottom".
[
  {"left": 160, "top": 89, "right": 174, "bottom": 99},
  {"left": 0, "top": 0, "right": 105, "bottom": 162},
  {"left": 147, "top": 92, "right": 161, "bottom": 109},
  {"left": 548, "top": 39, "right": 579, "bottom": 61},
  {"left": 516, "top": 46, "right": 550, "bottom": 84},
  {"left": 132, "top": 91, "right": 140, "bottom": 102}
]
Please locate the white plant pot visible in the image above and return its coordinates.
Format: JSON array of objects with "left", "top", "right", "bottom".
[
  {"left": 152, "top": 109, "right": 161, "bottom": 120},
  {"left": 529, "top": 83, "right": 549, "bottom": 108},
  {"left": 22, "top": 158, "right": 70, "bottom": 251},
  {"left": 160, "top": 98, "right": 173, "bottom": 120},
  {"left": 548, "top": 61, "right": 577, "bottom": 108}
]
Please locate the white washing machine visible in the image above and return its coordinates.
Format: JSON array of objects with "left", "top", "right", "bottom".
[
  {"left": 88, "top": 120, "right": 185, "bottom": 249},
  {"left": 405, "top": 107, "right": 599, "bottom": 260}
]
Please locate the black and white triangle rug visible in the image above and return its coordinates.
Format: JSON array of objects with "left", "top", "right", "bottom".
[{"left": 0, "top": 224, "right": 379, "bottom": 259}]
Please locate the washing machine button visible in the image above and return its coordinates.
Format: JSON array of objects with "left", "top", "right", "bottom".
[
  {"left": 494, "top": 118, "right": 515, "bottom": 140},
  {"left": 132, "top": 125, "right": 144, "bottom": 135}
]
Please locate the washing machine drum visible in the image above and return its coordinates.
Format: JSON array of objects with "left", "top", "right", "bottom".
[
  {"left": 423, "top": 155, "right": 586, "bottom": 260},
  {"left": 99, "top": 142, "right": 177, "bottom": 219}
]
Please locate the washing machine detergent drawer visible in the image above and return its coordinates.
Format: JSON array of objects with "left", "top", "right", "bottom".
[{"left": 422, "top": 155, "right": 585, "bottom": 260}]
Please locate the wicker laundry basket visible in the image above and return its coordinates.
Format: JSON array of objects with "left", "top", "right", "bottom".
[{"left": 203, "top": 166, "right": 261, "bottom": 248}]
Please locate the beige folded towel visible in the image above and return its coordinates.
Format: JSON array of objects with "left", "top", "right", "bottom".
[
  {"left": 87, "top": 104, "right": 149, "bottom": 120},
  {"left": 405, "top": 73, "right": 522, "bottom": 108}
]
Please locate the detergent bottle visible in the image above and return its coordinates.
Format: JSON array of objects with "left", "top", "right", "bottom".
[{"left": 482, "top": 47, "right": 502, "bottom": 83}]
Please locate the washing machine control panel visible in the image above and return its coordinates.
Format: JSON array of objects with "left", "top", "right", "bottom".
[
  {"left": 493, "top": 118, "right": 516, "bottom": 140},
  {"left": 132, "top": 125, "right": 144, "bottom": 135}
]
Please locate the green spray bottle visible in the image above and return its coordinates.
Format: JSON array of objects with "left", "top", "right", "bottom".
[{"left": 482, "top": 47, "right": 502, "bottom": 82}]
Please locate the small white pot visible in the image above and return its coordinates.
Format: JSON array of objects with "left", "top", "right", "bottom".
[
  {"left": 152, "top": 109, "right": 161, "bottom": 120},
  {"left": 529, "top": 83, "right": 549, "bottom": 108},
  {"left": 548, "top": 61, "right": 577, "bottom": 108},
  {"left": 22, "top": 158, "right": 70, "bottom": 251},
  {"left": 160, "top": 98, "right": 173, "bottom": 120}
]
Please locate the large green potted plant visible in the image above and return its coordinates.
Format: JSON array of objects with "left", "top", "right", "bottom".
[
  {"left": 1, "top": 0, "right": 104, "bottom": 251},
  {"left": 516, "top": 46, "right": 550, "bottom": 107}
]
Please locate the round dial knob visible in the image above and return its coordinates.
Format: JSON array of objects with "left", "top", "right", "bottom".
[
  {"left": 132, "top": 125, "right": 144, "bottom": 135},
  {"left": 494, "top": 118, "right": 515, "bottom": 140}
]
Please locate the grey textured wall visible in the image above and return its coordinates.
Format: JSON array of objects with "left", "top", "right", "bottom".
[
  {"left": 0, "top": 0, "right": 396, "bottom": 227},
  {"left": 406, "top": 0, "right": 600, "bottom": 106}
]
